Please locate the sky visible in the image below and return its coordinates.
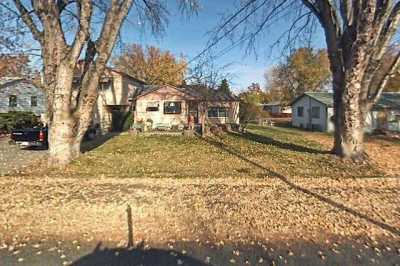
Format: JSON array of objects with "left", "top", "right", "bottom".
[
  {"left": 3, "top": 0, "right": 326, "bottom": 92},
  {"left": 117, "top": 1, "right": 327, "bottom": 92}
]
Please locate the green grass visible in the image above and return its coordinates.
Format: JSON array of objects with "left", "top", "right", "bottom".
[{"left": 47, "top": 125, "right": 384, "bottom": 179}]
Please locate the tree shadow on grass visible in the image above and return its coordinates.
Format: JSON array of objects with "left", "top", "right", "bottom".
[
  {"left": 232, "top": 131, "right": 330, "bottom": 154},
  {"left": 71, "top": 242, "right": 211, "bottom": 266},
  {"left": 81, "top": 132, "right": 120, "bottom": 153},
  {"left": 202, "top": 136, "right": 400, "bottom": 238}
]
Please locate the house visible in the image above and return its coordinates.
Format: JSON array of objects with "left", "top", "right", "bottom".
[
  {"left": 133, "top": 84, "right": 240, "bottom": 130},
  {"left": 291, "top": 92, "right": 400, "bottom": 132},
  {"left": 261, "top": 101, "right": 292, "bottom": 116},
  {"left": 0, "top": 77, "right": 46, "bottom": 118},
  {"left": 90, "top": 68, "right": 147, "bottom": 132}
]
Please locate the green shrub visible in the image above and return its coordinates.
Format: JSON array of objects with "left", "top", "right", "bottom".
[
  {"left": 122, "top": 111, "right": 134, "bottom": 131},
  {"left": 0, "top": 112, "right": 39, "bottom": 132}
]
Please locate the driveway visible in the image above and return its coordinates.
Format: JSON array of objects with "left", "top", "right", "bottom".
[{"left": 0, "top": 137, "right": 47, "bottom": 176}]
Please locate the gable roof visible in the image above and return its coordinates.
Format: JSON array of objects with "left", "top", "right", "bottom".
[
  {"left": 291, "top": 91, "right": 400, "bottom": 110},
  {"left": 135, "top": 84, "right": 239, "bottom": 102},
  {"left": 0, "top": 77, "right": 36, "bottom": 91},
  {"left": 106, "top": 68, "right": 148, "bottom": 85},
  {"left": 374, "top": 92, "right": 400, "bottom": 110},
  {"left": 181, "top": 84, "right": 239, "bottom": 101},
  {"left": 0, "top": 77, "right": 25, "bottom": 88},
  {"left": 74, "top": 61, "right": 148, "bottom": 85}
]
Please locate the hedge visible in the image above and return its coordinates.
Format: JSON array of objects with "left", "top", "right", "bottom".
[{"left": 0, "top": 112, "right": 40, "bottom": 133}]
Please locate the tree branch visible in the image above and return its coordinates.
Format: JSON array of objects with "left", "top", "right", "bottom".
[
  {"left": 75, "top": 0, "right": 134, "bottom": 119},
  {"left": 12, "top": 0, "right": 43, "bottom": 43},
  {"left": 368, "top": 49, "right": 400, "bottom": 107},
  {"left": 68, "top": 0, "right": 92, "bottom": 64}
]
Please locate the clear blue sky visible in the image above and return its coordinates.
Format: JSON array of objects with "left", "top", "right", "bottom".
[
  {"left": 118, "top": 1, "right": 326, "bottom": 92},
  {"left": 9, "top": 1, "right": 326, "bottom": 91}
]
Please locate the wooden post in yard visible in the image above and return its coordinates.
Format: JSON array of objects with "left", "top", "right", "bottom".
[{"left": 126, "top": 205, "right": 134, "bottom": 248}]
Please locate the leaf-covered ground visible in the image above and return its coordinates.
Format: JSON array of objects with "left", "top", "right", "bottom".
[
  {"left": 302, "top": 129, "right": 400, "bottom": 177},
  {"left": 1, "top": 125, "right": 399, "bottom": 265}
]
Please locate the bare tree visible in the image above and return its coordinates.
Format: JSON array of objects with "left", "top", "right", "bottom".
[
  {"left": 1, "top": 0, "right": 198, "bottom": 165},
  {"left": 186, "top": 55, "right": 234, "bottom": 89},
  {"left": 185, "top": 55, "right": 235, "bottom": 136},
  {"left": 214, "top": 0, "right": 400, "bottom": 161}
]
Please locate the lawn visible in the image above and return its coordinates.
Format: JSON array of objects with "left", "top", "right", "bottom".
[
  {"left": 1, "top": 125, "right": 399, "bottom": 265},
  {"left": 44, "top": 124, "right": 383, "bottom": 179}
]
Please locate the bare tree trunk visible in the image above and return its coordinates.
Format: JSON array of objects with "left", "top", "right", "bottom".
[
  {"left": 199, "top": 102, "right": 208, "bottom": 137},
  {"left": 48, "top": 118, "right": 81, "bottom": 165},
  {"left": 332, "top": 71, "right": 367, "bottom": 161},
  {"left": 11, "top": 0, "right": 135, "bottom": 166},
  {"left": 48, "top": 64, "right": 81, "bottom": 165}
]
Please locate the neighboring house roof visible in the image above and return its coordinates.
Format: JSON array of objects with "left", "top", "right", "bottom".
[
  {"left": 0, "top": 77, "right": 25, "bottom": 88},
  {"left": 106, "top": 68, "right": 148, "bottom": 85},
  {"left": 74, "top": 61, "right": 148, "bottom": 85},
  {"left": 374, "top": 92, "right": 400, "bottom": 110},
  {"left": 134, "top": 85, "right": 163, "bottom": 99},
  {"left": 0, "top": 77, "right": 39, "bottom": 92},
  {"left": 291, "top": 91, "right": 400, "bottom": 110},
  {"left": 135, "top": 84, "right": 239, "bottom": 102},
  {"left": 181, "top": 84, "right": 239, "bottom": 101}
]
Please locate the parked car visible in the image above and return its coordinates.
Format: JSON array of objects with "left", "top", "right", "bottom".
[
  {"left": 9, "top": 122, "right": 101, "bottom": 149},
  {"left": 10, "top": 125, "right": 48, "bottom": 148}
]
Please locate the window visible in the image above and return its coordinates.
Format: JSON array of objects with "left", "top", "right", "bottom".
[
  {"left": 146, "top": 101, "right": 159, "bottom": 112},
  {"left": 311, "top": 106, "right": 320, "bottom": 119},
  {"left": 208, "top": 107, "right": 228, "bottom": 118},
  {"left": 9, "top": 95, "right": 17, "bottom": 107},
  {"left": 164, "top": 101, "right": 182, "bottom": 114},
  {"left": 100, "top": 81, "right": 111, "bottom": 90},
  {"left": 31, "top": 96, "right": 38, "bottom": 107},
  {"left": 297, "top": 106, "right": 304, "bottom": 117}
]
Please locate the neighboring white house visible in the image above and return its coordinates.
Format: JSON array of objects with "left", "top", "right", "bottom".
[
  {"left": 0, "top": 77, "right": 46, "bottom": 117},
  {"left": 291, "top": 92, "right": 400, "bottom": 132},
  {"left": 133, "top": 84, "right": 240, "bottom": 130}
]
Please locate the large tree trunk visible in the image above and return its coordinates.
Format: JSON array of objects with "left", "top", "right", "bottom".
[
  {"left": 48, "top": 118, "right": 81, "bottom": 165},
  {"left": 332, "top": 71, "right": 368, "bottom": 161},
  {"left": 12, "top": 0, "right": 134, "bottom": 166},
  {"left": 47, "top": 65, "right": 82, "bottom": 165}
]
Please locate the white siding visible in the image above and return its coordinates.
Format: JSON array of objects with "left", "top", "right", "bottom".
[
  {"left": 292, "top": 96, "right": 330, "bottom": 131},
  {"left": 134, "top": 86, "right": 188, "bottom": 128},
  {"left": 134, "top": 86, "right": 240, "bottom": 128},
  {"left": 0, "top": 80, "right": 46, "bottom": 116},
  {"left": 93, "top": 72, "right": 144, "bottom": 132},
  {"left": 326, "top": 107, "right": 335, "bottom": 132}
]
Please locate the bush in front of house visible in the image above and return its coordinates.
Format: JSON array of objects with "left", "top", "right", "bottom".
[
  {"left": 122, "top": 111, "right": 134, "bottom": 131},
  {"left": 0, "top": 111, "right": 39, "bottom": 133}
]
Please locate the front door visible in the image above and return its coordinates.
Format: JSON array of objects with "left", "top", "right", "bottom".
[
  {"left": 188, "top": 101, "right": 199, "bottom": 123},
  {"left": 111, "top": 110, "right": 124, "bottom": 132}
]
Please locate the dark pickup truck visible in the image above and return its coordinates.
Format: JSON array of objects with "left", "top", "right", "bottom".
[{"left": 10, "top": 126, "right": 48, "bottom": 148}]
